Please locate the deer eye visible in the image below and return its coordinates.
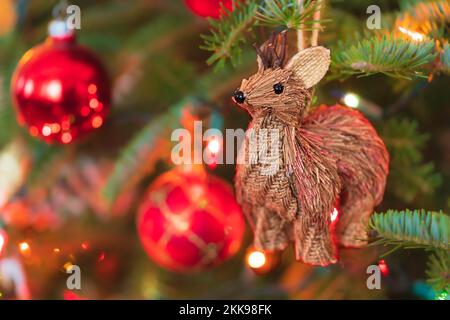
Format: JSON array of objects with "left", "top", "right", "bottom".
[
  {"left": 233, "top": 90, "right": 246, "bottom": 104},
  {"left": 273, "top": 83, "right": 284, "bottom": 94}
]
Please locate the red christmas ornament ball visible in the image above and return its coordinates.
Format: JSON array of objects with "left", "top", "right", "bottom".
[
  {"left": 184, "top": 0, "right": 233, "bottom": 19},
  {"left": 11, "top": 34, "right": 110, "bottom": 144},
  {"left": 137, "top": 168, "right": 245, "bottom": 273}
]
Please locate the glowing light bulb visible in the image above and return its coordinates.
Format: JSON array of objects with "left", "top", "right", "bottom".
[
  {"left": 330, "top": 207, "right": 339, "bottom": 222},
  {"left": 343, "top": 93, "right": 360, "bottom": 108},
  {"left": 378, "top": 259, "right": 389, "bottom": 276},
  {"left": 81, "top": 241, "right": 90, "bottom": 250},
  {"left": 63, "top": 261, "right": 74, "bottom": 272},
  {"left": 436, "top": 290, "right": 448, "bottom": 300},
  {"left": 19, "top": 241, "right": 30, "bottom": 256},
  {"left": 247, "top": 250, "right": 266, "bottom": 269},
  {"left": 207, "top": 139, "right": 220, "bottom": 155},
  {"left": 398, "top": 26, "right": 425, "bottom": 42},
  {"left": 98, "top": 252, "right": 106, "bottom": 262}
]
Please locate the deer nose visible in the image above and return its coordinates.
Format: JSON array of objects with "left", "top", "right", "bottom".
[{"left": 233, "top": 90, "right": 246, "bottom": 104}]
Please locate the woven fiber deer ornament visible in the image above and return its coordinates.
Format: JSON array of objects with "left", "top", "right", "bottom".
[{"left": 233, "top": 32, "right": 389, "bottom": 266}]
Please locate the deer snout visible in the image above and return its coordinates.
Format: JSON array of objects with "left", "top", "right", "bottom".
[{"left": 233, "top": 90, "right": 246, "bottom": 104}]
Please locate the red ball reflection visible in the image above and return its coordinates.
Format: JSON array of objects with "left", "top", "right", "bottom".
[{"left": 11, "top": 35, "right": 110, "bottom": 144}]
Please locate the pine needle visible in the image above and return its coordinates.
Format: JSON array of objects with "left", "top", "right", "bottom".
[
  {"left": 256, "top": 0, "right": 325, "bottom": 30},
  {"left": 370, "top": 209, "right": 450, "bottom": 251},
  {"left": 201, "top": 1, "right": 258, "bottom": 69},
  {"left": 102, "top": 100, "right": 186, "bottom": 203},
  {"left": 380, "top": 119, "right": 442, "bottom": 203},
  {"left": 332, "top": 33, "right": 437, "bottom": 79},
  {"left": 426, "top": 249, "right": 450, "bottom": 293}
]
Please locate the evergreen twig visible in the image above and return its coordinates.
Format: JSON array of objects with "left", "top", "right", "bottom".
[
  {"left": 102, "top": 101, "right": 185, "bottom": 203},
  {"left": 256, "top": 0, "right": 324, "bottom": 30},
  {"left": 426, "top": 249, "right": 450, "bottom": 293},
  {"left": 380, "top": 118, "right": 441, "bottom": 203},
  {"left": 201, "top": 1, "right": 259, "bottom": 69},
  {"left": 332, "top": 33, "right": 437, "bottom": 79},
  {"left": 370, "top": 209, "right": 449, "bottom": 251}
]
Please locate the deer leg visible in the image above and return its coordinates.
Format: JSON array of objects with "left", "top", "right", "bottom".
[
  {"left": 254, "top": 207, "right": 289, "bottom": 251},
  {"left": 336, "top": 191, "right": 375, "bottom": 248},
  {"left": 293, "top": 213, "right": 337, "bottom": 266}
]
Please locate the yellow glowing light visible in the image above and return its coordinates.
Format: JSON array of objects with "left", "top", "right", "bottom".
[
  {"left": 247, "top": 250, "right": 266, "bottom": 269},
  {"left": 53, "top": 248, "right": 61, "bottom": 254},
  {"left": 398, "top": 26, "right": 425, "bottom": 42},
  {"left": 207, "top": 139, "right": 220, "bottom": 154},
  {"left": 330, "top": 207, "right": 339, "bottom": 222},
  {"left": 19, "top": 241, "right": 30, "bottom": 255},
  {"left": 51, "top": 123, "right": 61, "bottom": 134},
  {"left": 343, "top": 93, "right": 360, "bottom": 108},
  {"left": 63, "top": 262, "right": 74, "bottom": 272},
  {"left": 91, "top": 116, "right": 103, "bottom": 128}
]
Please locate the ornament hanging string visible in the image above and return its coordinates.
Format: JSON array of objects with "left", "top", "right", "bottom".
[
  {"left": 296, "top": 0, "right": 304, "bottom": 51},
  {"left": 52, "top": 0, "right": 69, "bottom": 19},
  {"left": 296, "top": 0, "right": 323, "bottom": 51},
  {"left": 310, "top": 1, "right": 322, "bottom": 47}
]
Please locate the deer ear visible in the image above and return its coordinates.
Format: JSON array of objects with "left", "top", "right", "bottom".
[{"left": 286, "top": 46, "right": 330, "bottom": 88}]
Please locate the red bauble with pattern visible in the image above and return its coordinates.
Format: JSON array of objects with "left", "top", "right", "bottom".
[
  {"left": 11, "top": 34, "right": 110, "bottom": 144},
  {"left": 184, "top": 0, "right": 233, "bottom": 19},
  {"left": 137, "top": 168, "right": 245, "bottom": 273}
]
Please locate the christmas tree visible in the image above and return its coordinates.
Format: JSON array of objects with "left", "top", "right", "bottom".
[{"left": 0, "top": 0, "right": 448, "bottom": 300}]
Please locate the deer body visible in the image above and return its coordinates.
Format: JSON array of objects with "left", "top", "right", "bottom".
[{"left": 233, "top": 33, "right": 389, "bottom": 266}]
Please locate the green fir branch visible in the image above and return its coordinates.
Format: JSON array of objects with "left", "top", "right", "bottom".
[
  {"left": 370, "top": 209, "right": 450, "bottom": 251},
  {"left": 380, "top": 118, "right": 441, "bottom": 203},
  {"left": 102, "top": 100, "right": 186, "bottom": 203},
  {"left": 426, "top": 249, "right": 450, "bottom": 294},
  {"left": 381, "top": 118, "right": 428, "bottom": 165},
  {"left": 390, "top": 163, "right": 442, "bottom": 203},
  {"left": 256, "top": 0, "right": 324, "bottom": 29},
  {"left": 332, "top": 33, "right": 437, "bottom": 79},
  {"left": 201, "top": 0, "right": 326, "bottom": 69},
  {"left": 201, "top": 1, "right": 259, "bottom": 69}
]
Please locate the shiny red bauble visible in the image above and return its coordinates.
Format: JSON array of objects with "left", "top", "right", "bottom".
[
  {"left": 137, "top": 167, "right": 245, "bottom": 273},
  {"left": 11, "top": 34, "right": 110, "bottom": 144},
  {"left": 184, "top": 0, "right": 233, "bottom": 19}
]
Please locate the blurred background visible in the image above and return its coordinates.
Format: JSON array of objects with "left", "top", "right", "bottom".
[{"left": 0, "top": 0, "right": 448, "bottom": 300}]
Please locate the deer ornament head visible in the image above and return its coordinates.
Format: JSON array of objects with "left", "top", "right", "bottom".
[{"left": 233, "top": 31, "right": 330, "bottom": 125}]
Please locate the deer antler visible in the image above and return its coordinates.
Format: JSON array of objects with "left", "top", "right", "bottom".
[{"left": 254, "top": 30, "right": 288, "bottom": 70}]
